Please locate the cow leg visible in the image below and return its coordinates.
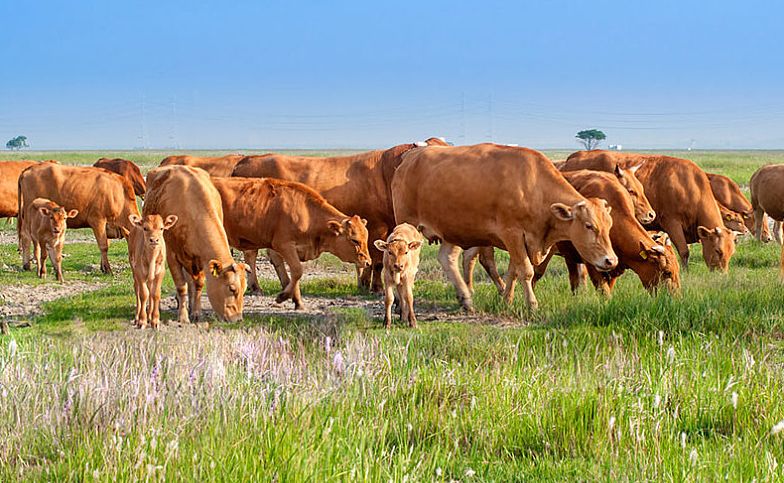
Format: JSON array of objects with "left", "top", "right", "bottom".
[
  {"left": 661, "top": 221, "right": 690, "bottom": 269},
  {"left": 48, "top": 245, "right": 64, "bottom": 282},
  {"left": 532, "top": 248, "right": 556, "bottom": 287},
  {"left": 383, "top": 280, "right": 395, "bottom": 328},
  {"left": 20, "top": 229, "right": 32, "bottom": 271},
  {"left": 132, "top": 277, "right": 143, "bottom": 327},
  {"left": 273, "top": 245, "right": 304, "bottom": 310},
  {"left": 462, "top": 247, "right": 480, "bottom": 294},
  {"left": 403, "top": 281, "right": 417, "bottom": 328},
  {"left": 167, "top": 253, "right": 190, "bottom": 324},
  {"left": 243, "top": 249, "right": 262, "bottom": 294},
  {"left": 267, "top": 249, "right": 291, "bottom": 290},
  {"left": 754, "top": 206, "right": 766, "bottom": 241},
  {"left": 149, "top": 274, "right": 163, "bottom": 329},
  {"left": 137, "top": 282, "right": 150, "bottom": 329},
  {"left": 585, "top": 265, "right": 612, "bottom": 296},
  {"left": 478, "top": 247, "right": 506, "bottom": 294},
  {"left": 565, "top": 259, "right": 584, "bottom": 294},
  {"left": 501, "top": 232, "right": 538, "bottom": 309},
  {"left": 775, "top": 220, "right": 783, "bottom": 245},
  {"left": 190, "top": 273, "right": 205, "bottom": 321},
  {"left": 370, "top": 261, "right": 384, "bottom": 294},
  {"left": 91, "top": 222, "right": 112, "bottom": 274},
  {"left": 437, "top": 242, "right": 473, "bottom": 312},
  {"left": 34, "top": 241, "right": 44, "bottom": 278}
]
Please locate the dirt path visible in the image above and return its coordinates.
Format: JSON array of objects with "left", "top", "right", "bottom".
[{"left": 0, "top": 281, "right": 107, "bottom": 320}]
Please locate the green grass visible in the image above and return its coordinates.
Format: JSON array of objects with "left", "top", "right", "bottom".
[{"left": 1, "top": 151, "right": 784, "bottom": 481}]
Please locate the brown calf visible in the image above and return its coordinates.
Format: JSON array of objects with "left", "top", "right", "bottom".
[
  {"left": 374, "top": 223, "right": 423, "bottom": 328},
  {"left": 22, "top": 198, "right": 78, "bottom": 282},
  {"left": 127, "top": 214, "right": 178, "bottom": 329}
]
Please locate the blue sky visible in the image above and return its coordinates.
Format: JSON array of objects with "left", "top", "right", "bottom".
[{"left": 1, "top": 0, "right": 783, "bottom": 149}]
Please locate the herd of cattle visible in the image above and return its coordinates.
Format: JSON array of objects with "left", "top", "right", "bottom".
[{"left": 2, "top": 139, "right": 784, "bottom": 329}]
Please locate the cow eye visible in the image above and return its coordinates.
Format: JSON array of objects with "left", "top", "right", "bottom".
[
  {"left": 229, "top": 285, "right": 238, "bottom": 294},
  {"left": 351, "top": 239, "right": 360, "bottom": 246},
  {"left": 585, "top": 223, "right": 594, "bottom": 230},
  {"left": 629, "top": 190, "right": 636, "bottom": 196}
]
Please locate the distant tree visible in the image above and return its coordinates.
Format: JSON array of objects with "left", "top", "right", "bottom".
[
  {"left": 6, "top": 136, "right": 29, "bottom": 150},
  {"left": 575, "top": 129, "right": 606, "bottom": 150}
]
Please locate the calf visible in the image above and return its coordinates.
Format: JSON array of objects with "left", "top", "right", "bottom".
[
  {"left": 374, "top": 223, "right": 423, "bottom": 328},
  {"left": 127, "top": 214, "right": 178, "bottom": 329},
  {"left": 22, "top": 198, "right": 78, "bottom": 282}
]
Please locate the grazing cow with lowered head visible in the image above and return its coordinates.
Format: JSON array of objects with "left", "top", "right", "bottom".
[
  {"left": 21, "top": 198, "right": 78, "bottom": 282},
  {"left": 18, "top": 163, "right": 139, "bottom": 274},
  {"left": 127, "top": 213, "right": 178, "bottom": 329},
  {"left": 563, "top": 150, "right": 737, "bottom": 272},
  {"left": 392, "top": 143, "right": 617, "bottom": 311},
  {"left": 144, "top": 166, "right": 248, "bottom": 323},
  {"left": 374, "top": 223, "right": 423, "bottom": 328},
  {"left": 211, "top": 177, "right": 371, "bottom": 309},
  {"left": 707, "top": 172, "right": 770, "bottom": 241},
  {"left": 159, "top": 154, "right": 245, "bottom": 177},
  {"left": 230, "top": 137, "right": 449, "bottom": 293},
  {"left": 94, "top": 158, "right": 147, "bottom": 198}
]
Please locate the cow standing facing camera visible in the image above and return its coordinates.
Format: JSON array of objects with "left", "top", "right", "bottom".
[{"left": 374, "top": 223, "right": 423, "bottom": 329}]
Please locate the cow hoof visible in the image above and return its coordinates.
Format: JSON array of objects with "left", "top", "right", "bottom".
[
  {"left": 274, "top": 292, "right": 289, "bottom": 304},
  {"left": 22, "top": 262, "right": 31, "bottom": 271},
  {"left": 461, "top": 304, "right": 475, "bottom": 314},
  {"left": 293, "top": 302, "right": 304, "bottom": 310},
  {"left": 247, "top": 285, "right": 262, "bottom": 296}
]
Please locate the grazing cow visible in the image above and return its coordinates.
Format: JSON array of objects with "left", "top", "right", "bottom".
[
  {"left": 0, "top": 160, "right": 53, "bottom": 218},
  {"left": 750, "top": 165, "right": 784, "bottom": 256},
  {"left": 718, "top": 202, "right": 748, "bottom": 234},
  {"left": 374, "top": 223, "right": 423, "bottom": 328},
  {"left": 144, "top": 166, "right": 247, "bottom": 323},
  {"left": 230, "top": 137, "right": 449, "bottom": 292},
  {"left": 94, "top": 158, "right": 147, "bottom": 198},
  {"left": 559, "top": 156, "right": 655, "bottom": 224},
  {"left": 22, "top": 198, "right": 78, "bottom": 282},
  {"left": 465, "top": 171, "right": 680, "bottom": 295},
  {"left": 211, "top": 177, "right": 371, "bottom": 309},
  {"left": 127, "top": 214, "right": 178, "bottom": 329},
  {"left": 159, "top": 154, "right": 245, "bottom": 177},
  {"left": 392, "top": 143, "right": 617, "bottom": 311},
  {"left": 18, "top": 164, "right": 139, "bottom": 274},
  {"left": 563, "top": 150, "right": 736, "bottom": 271},
  {"left": 707, "top": 172, "right": 770, "bottom": 241}
]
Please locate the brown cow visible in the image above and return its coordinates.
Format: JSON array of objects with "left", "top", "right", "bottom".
[
  {"left": 374, "top": 223, "right": 423, "bottom": 328},
  {"left": 94, "top": 158, "right": 147, "bottom": 198},
  {"left": 750, "top": 165, "right": 784, "bottom": 269},
  {"left": 159, "top": 154, "right": 245, "bottom": 177},
  {"left": 718, "top": 202, "right": 748, "bottom": 234},
  {"left": 127, "top": 214, "right": 178, "bottom": 329},
  {"left": 22, "top": 198, "right": 78, "bottom": 282},
  {"left": 144, "top": 166, "right": 248, "bottom": 323},
  {"left": 0, "top": 160, "right": 53, "bottom": 218},
  {"left": 559, "top": 156, "right": 655, "bottom": 224},
  {"left": 707, "top": 172, "right": 770, "bottom": 241},
  {"left": 465, "top": 171, "right": 680, "bottom": 295},
  {"left": 230, "top": 138, "right": 449, "bottom": 292},
  {"left": 392, "top": 144, "right": 617, "bottom": 311},
  {"left": 18, "top": 164, "right": 139, "bottom": 274},
  {"left": 210, "top": 177, "right": 371, "bottom": 309},
  {"left": 563, "top": 150, "right": 737, "bottom": 271}
]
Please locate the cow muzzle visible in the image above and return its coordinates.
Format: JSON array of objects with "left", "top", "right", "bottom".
[{"left": 595, "top": 255, "right": 618, "bottom": 272}]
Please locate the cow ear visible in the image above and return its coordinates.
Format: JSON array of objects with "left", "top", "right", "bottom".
[
  {"left": 628, "top": 162, "right": 644, "bottom": 174},
  {"left": 603, "top": 199, "right": 612, "bottom": 215},
  {"left": 408, "top": 240, "right": 422, "bottom": 250},
  {"left": 731, "top": 230, "right": 743, "bottom": 240},
  {"left": 550, "top": 203, "right": 573, "bottom": 221},
  {"left": 614, "top": 164, "right": 624, "bottom": 179},
  {"left": 163, "top": 215, "right": 178, "bottom": 230},
  {"left": 66, "top": 209, "right": 79, "bottom": 218},
  {"left": 374, "top": 240, "right": 388, "bottom": 251},
  {"left": 328, "top": 220, "right": 343, "bottom": 236},
  {"left": 129, "top": 214, "right": 142, "bottom": 227},
  {"left": 38, "top": 207, "right": 50, "bottom": 217},
  {"left": 360, "top": 218, "right": 368, "bottom": 226},
  {"left": 240, "top": 263, "right": 252, "bottom": 274},
  {"left": 697, "top": 226, "right": 713, "bottom": 239},
  {"left": 209, "top": 259, "right": 223, "bottom": 278}
]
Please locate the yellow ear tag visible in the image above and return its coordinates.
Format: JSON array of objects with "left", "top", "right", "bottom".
[
  {"left": 639, "top": 250, "right": 648, "bottom": 260},
  {"left": 211, "top": 267, "right": 220, "bottom": 277}
]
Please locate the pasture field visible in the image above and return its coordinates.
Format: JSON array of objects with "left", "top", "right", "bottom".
[{"left": 1, "top": 150, "right": 784, "bottom": 481}]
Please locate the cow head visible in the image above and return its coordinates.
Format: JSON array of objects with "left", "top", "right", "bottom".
[
  {"left": 326, "top": 215, "right": 372, "bottom": 268},
  {"left": 614, "top": 163, "right": 655, "bottom": 224},
  {"left": 374, "top": 237, "right": 422, "bottom": 285},
  {"left": 754, "top": 212, "right": 773, "bottom": 242},
  {"left": 697, "top": 226, "right": 736, "bottom": 272},
  {"left": 206, "top": 260, "right": 249, "bottom": 322},
  {"left": 39, "top": 205, "right": 78, "bottom": 239},
  {"left": 637, "top": 233, "right": 681, "bottom": 293},
  {"left": 129, "top": 214, "right": 178, "bottom": 248},
  {"left": 551, "top": 198, "right": 618, "bottom": 271},
  {"left": 719, "top": 207, "right": 748, "bottom": 235}
]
